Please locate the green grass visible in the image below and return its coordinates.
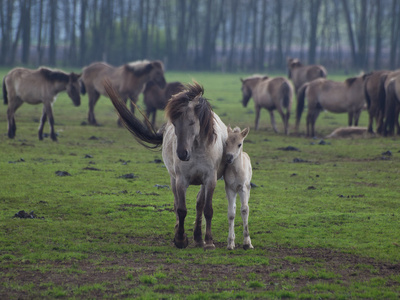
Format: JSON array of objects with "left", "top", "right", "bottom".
[{"left": 1, "top": 68, "right": 400, "bottom": 298}]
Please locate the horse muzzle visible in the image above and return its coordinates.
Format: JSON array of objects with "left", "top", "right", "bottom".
[
  {"left": 226, "top": 154, "right": 234, "bottom": 164},
  {"left": 177, "top": 149, "right": 190, "bottom": 161}
]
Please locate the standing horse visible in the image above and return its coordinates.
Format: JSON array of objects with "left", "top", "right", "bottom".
[
  {"left": 241, "top": 75, "right": 293, "bottom": 134},
  {"left": 296, "top": 75, "right": 367, "bottom": 137},
  {"left": 81, "top": 60, "right": 166, "bottom": 125},
  {"left": 104, "top": 80, "right": 228, "bottom": 249},
  {"left": 2, "top": 67, "right": 81, "bottom": 141},
  {"left": 363, "top": 70, "right": 389, "bottom": 134},
  {"left": 224, "top": 126, "right": 253, "bottom": 250},
  {"left": 143, "top": 80, "right": 184, "bottom": 127},
  {"left": 287, "top": 57, "right": 327, "bottom": 96},
  {"left": 381, "top": 70, "right": 400, "bottom": 136}
]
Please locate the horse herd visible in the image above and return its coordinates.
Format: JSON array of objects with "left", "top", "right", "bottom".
[{"left": 2, "top": 59, "right": 400, "bottom": 249}]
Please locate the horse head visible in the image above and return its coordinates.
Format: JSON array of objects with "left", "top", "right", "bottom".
[
  {"left": 225, "top": 126, "right": 249, "bottom": 164},
  {"left": 166, "top": 82, "right": 214, "bottom": 161},
  {"left": 240, "top": 78, "right": 252, "bottom": 107},
  {"left": 67, "top": 72, "right": 81, "bottom": 106}
]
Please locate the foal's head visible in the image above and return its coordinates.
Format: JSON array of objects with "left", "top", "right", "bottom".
[
  {"left": 66, "top": 72, "right": 81, "bottom": 107},
  {"left": 225, "top": 126, "right": 249, "bottom": 164},
  {"left": 165, "top": 81, "right": 214, "bottom": 161}
]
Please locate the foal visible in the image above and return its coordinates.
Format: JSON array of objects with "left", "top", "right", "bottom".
[{"left": 224, "top": 126, "right": 253, "bottom": 250}]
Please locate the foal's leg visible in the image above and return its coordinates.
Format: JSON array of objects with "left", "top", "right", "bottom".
[
  {"left": 254, "top": 106, "right": 261, "bottom": 130},
  {"left": 354, "top": 110, "right": 362, "bottom": 127},
  {"left": 348, "top": 112, "right": 354, "bottom": 126},
  {"left": 238, "top": 186, "right": 253, "bottom": 250},
  {"left": 203, "top": 175, "right": 217, "bottom": 250},
  {"left": 269, "top": 110, "right": 278, "bottom": 133},
  {"left": 225, "top": 185, "right": 237, "bottom": 250},
  {"left": 38, "top": 106, "right": 47, "bottom": 140},
  {"left": 7, "top": 98, "right": 23, "bottom": 139},
  {"left": 88, "top": 89, "right": 100, "bottom": 125}
]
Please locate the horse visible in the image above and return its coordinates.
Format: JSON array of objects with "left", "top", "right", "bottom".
[
  {"left": 224, "top": 126, "right": 253, "bottom": 250},
  {"left": 363, "top": 70, "right": 390, "bottom": 134},
  {"left": 143, "top": 80, "right": 184, "bottom": 127},
  {"left": 2, "top": 67, "right": 81, "bottom": 141},
  {"left": 296, "top": 75, "right": 366, "bottom": 137},
  {"left": 381, "top": 70, "right": 400, "bottom": 136},
  {"left": 287, "top": 57, "right": 327, "bottom": 96},
  {"left": 80, "top": 60, "right": 166, "bottom": 125},
  {"left": 104, "top": 79, "right": 228, "bottom": 250},
  {"left": 241, "top": 75, "right": 293, "bottom": 134}
]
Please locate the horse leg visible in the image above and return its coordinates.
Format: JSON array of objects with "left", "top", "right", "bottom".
[
  {"left": 38, "top": 106, "right": 47, "bottom": 140},
  {"left": 367, "top": 111, "right": 374, "bottom": 133},
  {"left": 239, "top": 187, "right": 253, "bottom": 250},
  {"left": 88, "top": 89, "right": 100, "bottom": 125},
  {"left": 254, "top": 106, "right": 261, "bottom": 131},
  {"left": 306, "top": 112, "right": 312, "bottom": 137},
  {"left": 151, "top": 110, "right": 157, "bottom": 127},
  {"left": 203, "top": 176, "right": 217, "bottom": 250},
  {"left": 173, "top": 177, "right": 189, "bottom": 249},
  {"left": 348, "top": 112, "right": 354, "bottom": 126},
  {"left": 395, "top": 104, "right": 400, "bottom": 135},
  {"left": 269, "top": 110, "right": 278, "bottom": 133},
  {"left": 193, "top": 186, "right": 205, "bottom": 247},
  {"left": 44, "top": 102, "right": 57, "bottom": 141},
  {"left": 225, "top": 186, "right": 237, "bottom": 250},
  {"left": 7, "top": 98, "right": 23, "bottom": 139},
  {"left": 354, "top": 110, "right": 362, "bottom": 127}
]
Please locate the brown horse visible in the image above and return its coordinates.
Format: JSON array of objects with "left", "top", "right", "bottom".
[
  {"left": 3, "top": 67, "right": 81, "bottom": 141},
  {"left": 381, "top": 70, "right": 400, "bottom": 136},
  {"left": 241, "top": 75, "right": 293, "bottom": 134},
  {"left": 143, "top": 80, "right": 184, "bottom": 127},
  {"left": 287, "top": 57, "right": 327, "bottom": 96},
  {"left": 81, "top": 60, "right": 166, "bottom": 125},
  {"left": 105, "top": 80, "right": 228, "bottom": 250},
  {"left": 296, "top": 75, "right": 366, "bottom": 137},
  {"left": 363, "top": 70, "right": 390, "bottom": 134}
]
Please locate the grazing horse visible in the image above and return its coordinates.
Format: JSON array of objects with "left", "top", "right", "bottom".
[
  {"left": 363, "top": 70, "right": 389, "bottom": 134},
  {"left": 81, "top": 60, "right": 166, "bottom": 125},
  {"left": 143, "top": 80, "right": 184, "bottom": 127},
  {"left": 241, "top": 75, "right": 293, "bottom": 134},
  {"left": 224, "top": 126, "right": 253, "bottom": 250},
  {"left": 297, "top": 75, "right": 366, "bottom": 137},
  {"left": 104, "top": 80, "right": 228, "bottom": 249},
  {"left": 2, "top": 67, "right": 81, "bottom": 141},
  {"left": 381, "top": 70, "right": 400, "bottom": 136},
  {"left": 287, "top": 57, "right": 327, "bottom": 96}
]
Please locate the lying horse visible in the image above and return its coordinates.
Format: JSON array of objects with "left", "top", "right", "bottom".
[
  {"left": 143, "top": 80, "right": 184, "bottom": 127},
  {"left": 105, "top": 80, "right": 228, "bottom": 250},
  {"left": 224, "top": 126, "right": 253, "bottom": 250},
  {"left": 81, "top": 60, "right": 166, "bottom": 125},
  {"left": 287, "top": 57, "right": 327, "bottom": 96},
  {"left": 297, "top": 75, "right": 367, "bottom": 137},
  {"left": 363, "top": 70, "right": 389, "bottom": 134},
  {"left": 241, "top": 75, "right": 293, "bottom": 134},
  {"left": 2, "top": 67, "right": 81, "bottom": 141},
  {"left": 381, "top": 70, "right": 400, "bottom": 136}
]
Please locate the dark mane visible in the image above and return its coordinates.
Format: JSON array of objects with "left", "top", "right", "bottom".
[
  {"left": 165, "top": 82, "right": 215, "bottom": 145},
  {"left": 345, "top": 77, "right": 357, "bottom": 86},
  {"left": 39, "top": 68, "right": 69, "bottom": 82}
]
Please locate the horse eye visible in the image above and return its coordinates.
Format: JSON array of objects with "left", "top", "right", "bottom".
[
  {"left": 238, "top": 143, "right": 242, "bottom": 148},
  {"left": 189, "top": 121, "right": 195, "bottom": 126}
]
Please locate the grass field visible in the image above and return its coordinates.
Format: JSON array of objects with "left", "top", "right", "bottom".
[{"left": 1, "top": 68, "right": 400, "bottom": 299}]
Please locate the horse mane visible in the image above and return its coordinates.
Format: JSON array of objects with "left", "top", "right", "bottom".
[
  {"left": 345, "top": 77, "right": 357, "bottom": 86},
  {"left": 165, "top": 81, "right": 215, "bottom": 145},
  {"left": 39, "top": 68, "right": 69, "bottom": 82}
]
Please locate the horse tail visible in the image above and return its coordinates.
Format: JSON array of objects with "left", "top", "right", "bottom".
[
  {"left": 2, "top": 77, "right": 8, "bottom": 105},
  {"left": 281, "top": 81, "right": 291, "bottom": 109},
  {"left": 363, "top": 76, "right": 371, "bottom": 109},
  {"left": 384, "top": 79, "right": 397, "bottom": 136},
  {"left": 80, "top": 79, "right": 86, "bottom": 95},
  {"left": 378, "top": 74, "right": 388, "bottom": 115},
  {"left": 103, "top": 79, "right": 163, "bottom": 149},
  {"left": 296, "top": 83, "right": 308, "bottom": 129}
]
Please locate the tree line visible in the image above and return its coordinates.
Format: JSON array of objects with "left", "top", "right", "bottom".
[{"left": 1, "top": 0, "right": 400, "bottom": 72}]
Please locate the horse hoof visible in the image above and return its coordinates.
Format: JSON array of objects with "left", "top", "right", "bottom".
[
  {"left": 243, "top": 244, "right": 254, "bottom": 250},
  {"left": 203, "top": 243, "right": 215, "bottom": 251},
  {"left": 194, "top": 240, "right": 204, "bottom": 247},
  {"left": 227, "top": 245, "right": 235, "bottom": 250},
  {"left": 174, "top": 234, "right": 189, "bottom": 249}
]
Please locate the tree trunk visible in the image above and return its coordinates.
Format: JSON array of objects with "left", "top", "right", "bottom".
[
  {"left": 79, "top": 0, "right": 87, "bottom": 66},
  {"left": 48, "top": 0, "right": 57, "bottom": 66},
  {"left": 342, "top": 0, "right": 357, "bottom": 67},
  {"left": 21, "top": 0, "right": 31, "bottom": 65},
  {"left": 308, "top": 0, "right": 321, "bottom": 64},
  {"left": 275, "top": 0, "right": 283, "bottom": 69}
]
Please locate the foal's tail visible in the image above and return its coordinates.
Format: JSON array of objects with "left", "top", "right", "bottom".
[
  {"left": 2, "top": 77, "right": 8, "bottom": 105},
  {"left": 103, "top": 79, "right": 163, "bottom": 149},
  {"left": 378, "top": 73, "right": 388, "bottom": 115},
  {"left": 281, "top": 81, "right": 291, "bottom": 109},
  {"left": 296, "top": 83, "right": 308, "bottom": 129}
]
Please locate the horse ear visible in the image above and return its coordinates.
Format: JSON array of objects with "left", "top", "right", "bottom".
[
  {"left": 345, "top": 77, "right": 357, "bottom": 86},
  {"left": 241, "top": 127, "right": 250, "bottom": 138},
  {"left": 152, "top": 60, "right": 164, "bottom": 70}
]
